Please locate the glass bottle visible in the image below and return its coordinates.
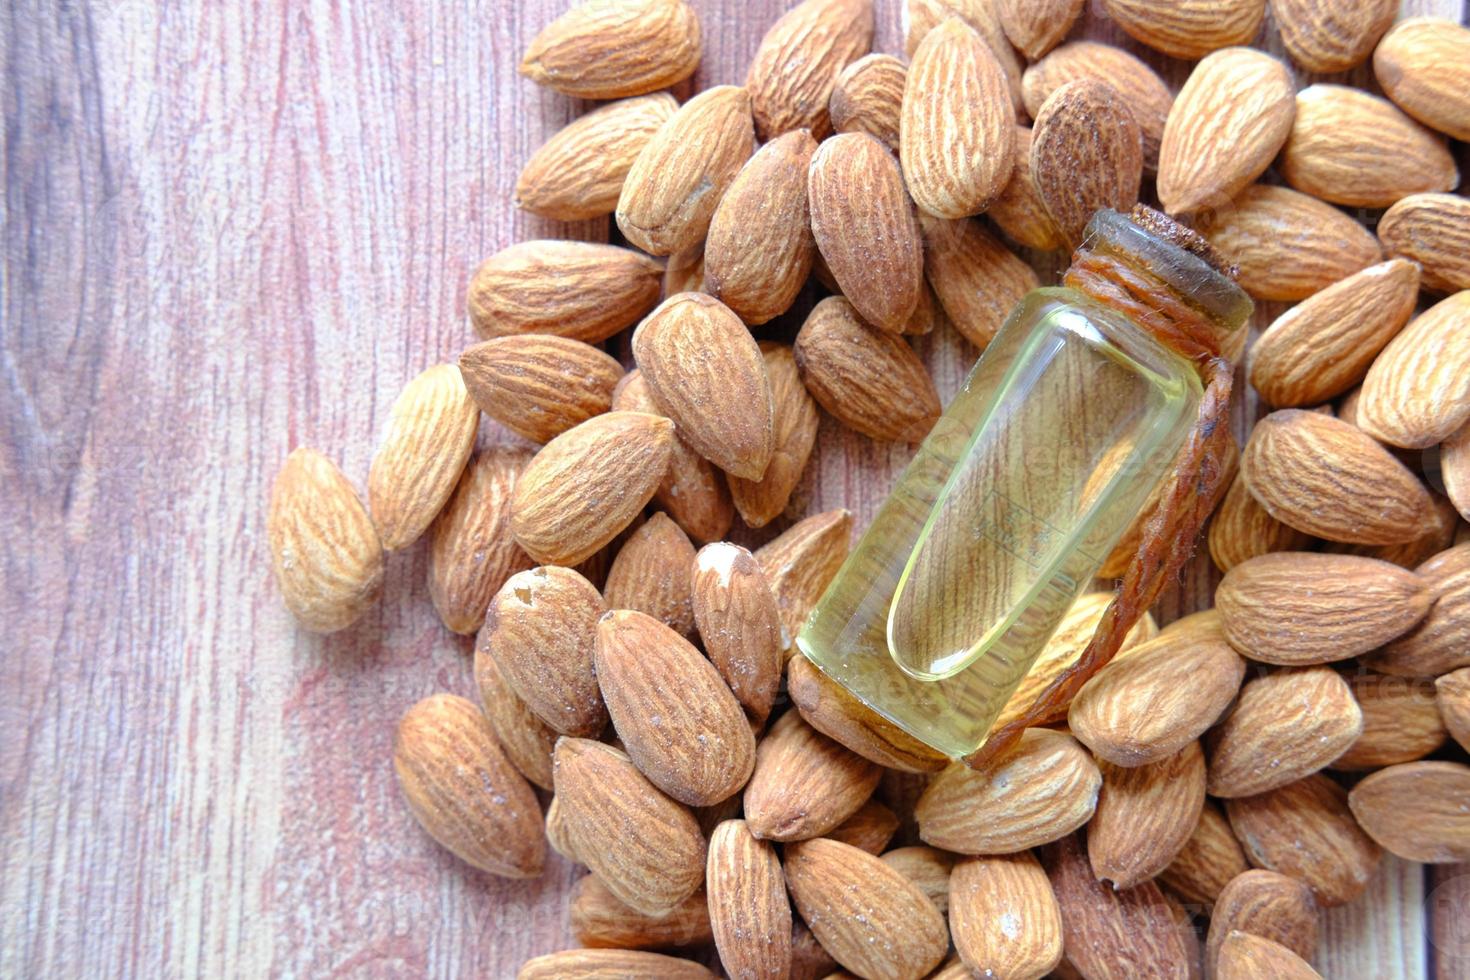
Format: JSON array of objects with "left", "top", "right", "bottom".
[{"left": 797, "top": 208, "right": 1252, "bottom": 763}]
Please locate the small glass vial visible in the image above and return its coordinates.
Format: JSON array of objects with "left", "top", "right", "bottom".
[{"left": 797, "top": 208, "right": 1251, "bottom": 763}]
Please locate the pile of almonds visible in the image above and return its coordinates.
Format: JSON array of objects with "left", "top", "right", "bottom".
[{"left": 267, "top": 0, "right": 1470, "bottom": 976}]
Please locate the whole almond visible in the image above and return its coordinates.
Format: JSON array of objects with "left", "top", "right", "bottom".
[
  {"left": 473, "top": 649, "right": 556, "bottom": 790},
  {"left": 1367, "top": 543, "right": 1470, "bottom": 678},
  {"left": 1097, "top": 0, "right": 1264, "bottom": 59},
  {"left": 794, "top": 296, "right": 941, "bottom": 443},
  {"left": 1240, "top": 409, "right": 1432, "bottom": 545},
  {"left": 706, "top": 820, "right": 792, "bottom": 980},
  {"left": 728, "top": 344, "right": 819, "bottom": 529},
  {"left": 917, "top": 729, "right": 1101, "bottom": 854},
  {"left": 1158, "top": 801, "right": 1251, "bottom": 908},
  {"left": 1378, "top": 193, "right": 1470, "bottom": 295},
  {"left": 1436, "top": 667, "right": 1470, "bottom": 753},
  {"left": 467, "top": 240, "right": 663, "bottom": 343},
  {"left": 515, "top": 93, "right": 677, "bottom": 220},
  {"left": 1089, "top": 742, "right": 1207, "bottom": 889},
  {"left": 743, "top": 709, "right": 881, "bottom": 841},
  {"left": 519, "top": 949, "right": 714, "bottom": 980},
  {"left": 756, "top": 509, "right": 853, "bottom": 654},
  {"left": 429, "top": 450, "right": 533, "bottom": 632},
  {"left": 1208, "top": 469, "right": 1312, "bottom": 573},
  {"left": 995, "top": 0, "right": 1082, "bottom": 59},
  {"left": 570, "top": 875, "right": 712, "bottom": 950},
  {"left": 692, "top": 542, "right": 784, "bottom": 722},
  {"left": 787, "top": 652, "right": 951, "bottom": 773},
  {"left": 901, "top": 15, "right": 1015, "bottom": 220},
  {"left": 808, "top": 133, "right": 924, "bottom": 332},
  {"left": 882, "top": 846, "right": 954, "bottom": 914},
  {"left": 704, "top": 130, "right": 817, "bottom": 326},
  {"left": 1225, "top": 773, "right": 1381, "bottom": 907},
  {"left": 1348, "top": 761, "right": 1470, "bottom": 863},
  {"left": 392, "top": 694, "right": 544, "bottom": 878},
  {"left": 1374, "top": 17, "right": 1470, "bottom": 142},
  {"left": 830, "top": 54, "right": 905, "bottom": 152},
  {"left": 1031, "top": 77, "right": 1143, "bottom": 245},
  {"left": 368, "top": 364, "right": 478, "bottom": 551},
  {"left": 1280, "top": 85, "right": 1459, "bottom": 208},
  {"left": 746, "top": 0, "right": 874, "bottom": 141},
  {"left": 1270, "top": 0, "right": 1395, "bottom": 72},
  {"left": 1333, "top": 671, "right": 1447, "bottom": 770},
  {"left": 483, "top": 565, "right": 608, "bottom": 737},
  {"left": 919, "top": 213, "right": 1038, "bottom": 350},
  {"left": 986, "top": 125, "right": 1066, "bottom": 251},
  {"left": 904, "top": 0, "right": 1025, "bottom": 117},
  {"left": 618, "top": 86, "right": 755, "bottom": 256},
  {"left": 604, "top": 513, "right": 696, "bottom": 636},
  {"left": 268, "top": 448, "right": 384, "bottom": 633},
  {"left": 828, "top": 799, "right": 900, "bottom": 854},
  {"left": 1216, "top": 932, "right": 1322, "bottom": 980},
  {"left": 519, "top": 0, "right": 701, "bottom": 99},
  {"left": 459, "top": 335, "right": 624, "bottom": 446},
  {"left": 1023, "top": 41, "right": 1173, "bottom": 172},
  {"left": 1204, "top": 870, "right": 1318, "bottom": 977},
  {"left": 949, "top": 851, "right": 1063, "bottom": 980},
  {"left": 784, "top": 837, "right": 950, "bottom": 980},
  {"left": 1156, "top": 48, "right": 1294, "bottom": 217},
  {"left": 1355, "top": 292, "right": 1470, "bottom": 449}
]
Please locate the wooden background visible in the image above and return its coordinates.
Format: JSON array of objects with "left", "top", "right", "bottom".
[{"left": 3, "top": 0, "right": 1468, "bottom": 976}]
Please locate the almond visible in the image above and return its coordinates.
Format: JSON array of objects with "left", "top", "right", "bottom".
[
  {"left": 919, "top": 213, "right": 1038, "bottom": 350},
  {"left": 511, "top": 412, "right": 675, "bottom": 565},
  {"left": 545, "top": 795, "right": 581, "bottom": 864},
  {"left": 1224, "top": 773, "right": 1381, "bottom": 907},
  {"left": 784, "top": 837, "right": 950, "bottom": 980},
  {"left": 1280, "top": 85, "right": 1458, "bottom": 208},
  {"left": 692, "top": 542, "right": 784, "bottom": 722},
  {"left": 467, "top": 240, "right": 664, "bottom": 343},
  {"left": 746, "top": 0, "right": 874, "bottom": 141},
  {"left": 1324, "top": 490, "right": 1461, "bottom": 571},
  {"left": 604, "top": 513, "right": 696, "bottom": 635},
  {"left": 1348, "top": 761, "right": 1470, "bottom": 863},
  {"left": 1436, "top": 667, "right": 1470, "bottom": 752},
  {"left": 1367, "top": 543, "right": 1470, "bottom": 678},
  {"left": 1355, "top": 292, "right": 1470, "bottom": 449},
  {"left": 994, "top": 0, "right": 1082, "bottom": 59},
  {"left": 1374, "top": 16, "right": 1470, "bottom": 142},
  {"left": 901, "top": 15, "right": 1015, "bottom": 219},
  {"left": 743, "top": 709, "right": 881, "bottom": 841},
  {"left": 618, "top": 86, "right": 755, "bottom": 256},
  {"left": 827, "top": 799, "right": 900, "bottom": 855},
  {"left": 1204, "top": 870, "right": 1318, "bottom": 977},
  {"left": 1158, "top": 801, "right": 1251, "bottom": 908},
  {"left": 570, "top": 875, "right": 712, "bottom": 950},
  {"left": 1216, "top": 552, "right": 1430, "bottom": 665},
  {"left": 704, "top": 130, "right": 817, "bottom": 326},
  {"left": 1097, "top": 0, "right": 1265, "bottom": 60},
  {"left": 1333, "top": 671, "right": 1447, "bottom": 770},
  {"left": 459, "top": 335, "right": 623, "bottom": 446},
  {"left": 1089, "top": 742, "right": 1207, "bottom": 889},
  {"left": 808, "top": 133, "right": 924, "bottom": 332},
  {"left": 663, "top": 244, "right": 706, "bottom": 297},
  {"left": 483, "top": 565, "right": 608, "bottom": 737},
  {"left": 728, "top": 344, "right": 820, "bottom": 529},
  {"left": 392, "top": 694, "right": 544, "bottom": 878},
  {"left": 1031, "top": 78, "right": 1143, "bottom": 245},
  {"left": 829, "top": 54, "right": 905, "bottom": 152},
  {"left": 917, "top": 729, "right": 1100, "bottom": 854},
  {"left": 518, "top": 949, "right": 714, "bottom": 980},
  {"left": 794, "top": 296, "right": 941, "bottom": 443},
  {"left": 367, "top": 364, "right": 478, "bottom": 551},
  {"left": 430, "top": 449, "right": 534, "bottom": 635},
  {"left": 1443, "top": 421, "right": 1470, "bottom": 523},
  {"left": 1207, "top": 469, "right": 1312, "bottom": 573},
  {"left": 1215, "top": 932, "right": 1322, "bottom": 980},
  {"left": 519, "top": 0, "right": 701, "bottom": 99},
  {"left": 1378, "top": 193, "right": 1470, "bottom": 295},
  {"left": 1239, "top": 409, "right": 1432, "bottom": 545},
  {"left": 904, "top": 0, "right": 1025, "bottom": 118},
  {"left": 473, "top": 634, "right": 557, "bottom": 790},
  {"left": 515, "top": 93, "right": 678, "bottom": 220},
  {"left": 756, "top": 510, "right": 853, "bottom": 654},
  {"left": 790, "top": 919, "right": 838, "bottom": 980},
  {"left": 1270, "top": 0, "right": 1396, "bottom": 72},
  {"left": 949, "top": 852, "right": 1064, "bottom": 980},
  {"left": 268, "top": 448, "right": 384, "bottom": 633},
  {"left": 787, "top": 653, "right": 950, "bottom": 773},
  {"left": 881, "top": 847, "right": 954, "bottom": 914},
  {"left": 1023, "top": 42, "right": 1173, "bottom": 172},
  {"left": 706, "top": 819, "right": 792, "bottom": 980},
  {"left": 986, "top": 125, "right": 1066, "bottom": 251}
]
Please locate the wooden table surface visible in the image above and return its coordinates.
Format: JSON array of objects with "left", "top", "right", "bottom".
[{"left": 5, "top": 0, "right": 1468, "bottom": 976}]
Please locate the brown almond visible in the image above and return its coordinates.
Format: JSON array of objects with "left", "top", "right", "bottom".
[
  {"left": 1374, "top": 16, "right": 1470, "bottom": 142},
  {"left": 919, "top": 213, "right": 1038, "bottom": 350},
  {"left": 881, "top": 847, "right": 954, "bottom": 914},
  {"left": 1378, "top": 193, "right": 1470, "bottom": 295},
  {"left": 728, "top": 344, "right": 819, "bottom": 529},
  {"left": 429, "top": 449, "right": 533, "bottom": 635},
  {"left": 995, "top": 0, "right": 1082, "bottom": 60},
  {"left": 1096, "top": 0, "right": 1263, "bottom": 59},
  {"left": 1208, "top": 469, "right": 1312, "bottom": 573},
  {"left": 604, "top": 513, "right": 696, "bottom": 636},
  {"left": 1023, "top": 41, "right": 1173, "bottom": 172},
  {"left": 1355, "top": 292, "right": 1470, "bottom": 449},
  {"left": 1031, "top": 77, "right": 1143, "bottom": 245},
  {"left": 746, "top": 0, "right": 873, "bottom": 141},
  {"left": 787, "top": 652, "right": 951, "bottom": 773},
  {"left": 1368, "top": 543, "right": 1470, "bottom": 677},
  {"left": 519, "top": 949, "right": 714, "bottom": 980},
  {"left": 1216, "top": 932, "right": 1322, "bottom": 980},
  {"left": 986, "top": 125, "right": 1066, "bottom": 251},
  {"left": 950, "top": 852, "right": 1064, "bottom": 980},
  {"left": 1089, "top": 742, "right": 1207, "bottom": 889},
  {"left": 1348, "top": 760, "right": 1470, "bottom": 863},
  {"left": 1205, "top": 870, "right": 1319, "bottom": 977},
  {"left": 1333, "top": 671, "right": 1447, "bottom": 770},
  {"left": 473, "top": 641, "right": 557, "bottom": 790},
  {"left": 904, "top": 0, "right": 1025, "bottom": 118},
  {"left": 827, "top": 799, "right": 899, "bottom": 855},
  {"left": 1436, "top": 667, "right": 1470, "bottom": 752},
  {"left": 830, "top": 53, "right": 905, "bottom": 152},
  {"left": 706, "top": 820, "right": 793, "bottom": 980},
  {"left": 1324, "top": 490, "right": 1462, "bottom": 571},
  {"left": 460, "top": 335, "right": 623, "bottom": 446},
  {"left": 756, "top": 510, "right": 854, "bottom": 655},
  {"left": 1270, "top": 0, "right": 1396, "bottom": 73},
  {"left": 1443, "top": 421, "right": 1470, "bottom": 523},
  {"left": 692, "top": 542, "right": 784, "bottom": 722},
  {"left": 1158, "top": 801, "right": 1251, "bottom": 908},
  {"left": 570, "top": 875, "right": 712, "bottom": 950},
  {"left": 520, "top": 0, "right": 701, "bottom": 99},
  {"left": 790, "top": 919, "right": 838, "bottom": 980},
  {"left": 743, "top": 709, "right": 881, "bottom": 842}
]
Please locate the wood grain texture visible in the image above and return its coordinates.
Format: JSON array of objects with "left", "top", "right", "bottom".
[{"left": 2, "top": 0, "right": 1464, "bottom": 977}]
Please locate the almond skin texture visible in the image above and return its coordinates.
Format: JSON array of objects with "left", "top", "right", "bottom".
[
  {"left": 882, "top": 846, "right": 954, "bottom": 914},
  {"left": 1030, "top": 77, "right": 1143, "bottom": 246},
  {"left": 511, "top": 412, "right": 674, "bottom": 565},
  {"left": 703, "top": 130, "right": 817, "bottom": 326},
  {"left": 746, "top": 0, "right": 874, "bottom": 141},
  {"left": 1225, "top": 774, "right": 1381, "bottom": 907},
  {"left": 1348, "top": 761, "right": 1470, "bottom": 863},
  {"left": 1270, "top": 0, "right": 1396, "bottom": 73},
  {"left": 919, "top": 213, "right": 1038, "bottom": 350},
  {"left": 519, "top": 0, "right": 701, "bottom": 99},
  {"left": 1249, "top": 259, "right": 1420, "bottom": 408},
  {"left": 904, "top": 0, "right": 1025, "bottom": 117},
  {"left": 1368, "top": 543, "right": 1470, "bottom": 678},
  {"left": 1216, "top": 552, "right": 1431, "bottom": 666},
  {"left": 828, "top": 799, "right": 900, "bottom": 854},
  {"left": 995, "top": 0, "right": 1082, "bottom": 60},
  {"left": 663, "top": 245, "right": 706, "bottom": 298},
  {"left": 917, "top": 729, "right": 1101, "bottom": 855},
  {"left": 1377, "top": 193, "right": 1470, "bottom": 295},
  {"left": 1448, "top": 422, "right": 1470, "bottom": 523},
  {"left": 794, "top": 296, "right": 941, "bottom": 443},
  {"left": 473, "top": 650, "right": 556, "bottom": 791},
  {"left": 1216, "top": 932, "right": 1322, "bottom": 980},
  {"left": 268, "top": 448, "right": 384, "bottom": 633},
  {"left": 949, "top": 852, "right": 1064, "bottom": 980},
  {"left": 429, "top": 448, "right": 533, "bottom": 635},
  {"left": 618, "top": 86, "right": 755, "bottom": 256},
  {"left": 706, "top": 820, "right": 792, "bottom": 980},
  {"left": 1240, "top": 409, "right": 1432, "bottom": 545},
  {"left": 1333, "top": 671, "right": 1447, "bottom": 770},
  {"left": 1374, "top": 17, "right": 1470, "bottom": 142},
  {"left": 901, "top": 15, "right": 1015, "bottom": 220},
  {"left": 1204, "top": 870, "right": 1319, "bottom": 976},
  {"left": 987, "top": 126, "right": 1066, "bottom": 251},
  {"left": 392, "top": 694, "right": 544, "bottom": 878},
  {"left": 368, "top": 364, "right": 478, "bottom": 551},
  {"left": 603, "top": 513, "right": 696, "bottom": 636},
  {"left": 519, "top": 949, "right": 715, "bottom": 980},
  {"left": 569, "top": 875, "right": 712, "bottom": 950},
  {"left": 830, "top": 53, "right": 905, "bottom": 152},
  {"left": 728, "top": 344, "right": 819, "bottom": 529},
  {"left": 1438, "top": 668, "right": 1470, "bottom": 753},
  {"left": 1089, "top": 742, "right": 1207, "bottom": 889},
  {"left": 808, "top": 133, "right": 924, "bottom": 332},
  {"left": 787, "top": 653, "right": 950, "bottom": 773},
  {"left": 1023, "top": 42, "right": 1173, "bottom": 172},
  {"left": 743, "top": 709, "right": 880, "bottom": 842},
  {"left": 783, "top": 838, "right": 950, "bottom": 980},
  {"left": 1208, "top": 469, "right": 1312, "bottom": 573},
  {"left": 692, "top": 542, "right": 784, "bottom": 722},
  {"left": 1157, "top": 48, "right": 1294, "bottom": 217},
  {"left": 756, "top": 510, "right": 853, "bottom": 656},
  {"left": 459, "top": 335, "right": 624, "bottom": 446},
  {"left": 1158, "top": 801, "right": 1251, "bottom": 908},
  {"left": 1098, "top": 0, "right": 1264, "bottom": 60},
  {"left": 515, "top": 93, "right": 677, "bottom": 220},
  {"left": 1280, "top": 85, "right": 1459, "bottom": 209},
  {"left": 1355, "top": 292, "right": 1470, "bottom": 449}
]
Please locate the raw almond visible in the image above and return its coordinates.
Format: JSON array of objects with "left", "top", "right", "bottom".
[
  {"left": 917, "top": 729, "right": 1101, "bottom": 854},
  {"left": 432, "top": 452, "right": 534, "bottom": 632},
  {"left": 919, "top": 213, "right": 1038, "bottom": 350},
  {"left": 604, "top": 513, "right": 696, "bottom": 635},
  {"left": 519, "top": 0, "right": 702, "bottom": 99},
  {"left": 882, "top": 846, "right": 954, "bottom": 914},
  {"left": 691, "top": 542, "right": 784, "bottom": 722},
  {"left": 987, "top": 125, "right": 1066, "bottom": 251},
  {"left": 808, "top": 133, "right": 925, "bottom": 332},
  {"left": 1158, "top": 801, "right": 1251, "bottom": 908},
  {"left": 827, "top": 799, "right": 899, "bottom": 855},
  {"left": 1324, "top": 490, "right": 1460, "bottom": 570},
  {"left": 784, "top": 837, "right": 950, "bottom": 980},
  {"left": 743, "top": 709, "right": 881, "bottom": 841},
  {"left": 1377, "top": 193, "right": 1470, "bottom": 295},
  {"left": 1367, "top": 543, "right": 1470, "bottom": 677},
  {"left": 1333, "top": 671, "right": 1447, "bottom": 770},
  {"left": 704, "top": 130, "right": 817, "bottom": 326},
  {"left": 1089, "top": 742, "right": 1207, "bottom": 889},
  {"left": 1215, "top": 932, "right": 1322, "bottom": 980},
  {"left": 1270, "top": 0, "right": 1396, "bottom": 72},
  {"left": 904, "top": 0, "right": 1025, "bottom": 118},
  {"left": 901, "top": 15, "right": 1015, "bottom": 219},
  {"left": 473, "top": 630, "right": 557, "bottom": 790},
  {"left": 617, "top": 85, "right": 755, "bottom": 256},
  {"left": 1435, "top": 667, "right": 1470, "bottom": 753},
  {"left": 787, "top": 652, "right": 950, "bottom": 773},
  {"left": 728, "top": 344, "right": 819, "bottom": 529},
  {"left": 596, "top": 610, "right": 755, "bottom": 806},
  {"left": 1031, "top": 77, "right": 1143, "bottom": 245},
  {"left": 1374, "top": 16, "right": 1470, "bottom": 142},
  {"left": 794, "top": 296, "right": 941, "bottom": 443},
  {"left": 459, "top": 335, "right": 624, "bottom": 445},
  {"left": 1280, "top": 85, "right": 1458, "bottom": 209},
  {"left": 515, "top": 94, "right": 678, "bottom": 220},
  {"left": 1204, "top": 870, "right": 1318, "bottom": 977},
  {"left": 995, "top": 0, "right": 1082, "bottom": 59},
  {"left": 1355, "top": 292, "right": 1470, "bottom": 449},
  {"left": 570, "top": 875, "right": 712, "bottom": 950},
  {"left": 745, "top": 0, "right": 874, "bottom": 141},
  {"left": 1097, "top": 0, "right": 1265, "bottom": 60},
  {"left": 368, "top": 364, "right": 479, "bottom": 551},
  {"left": 268, "top": 448, "right": 384, "bottom": 633},
  {"left": 949, "top": 851, "right": 1064, "bottom": 980},
  {"left": 1207, "top": 469, "right": 1312, "bottom": 573},
  {"left": 756, "top": 510, "right": 853, "bottom": 653},
  {"left": 1347, "top": 760, "right": 1470, "bottom": 863},
  {"left": 518, "top": 949, "right": 714, "bottom": 980},
  {"left": 483, "top": 565, "right": 608, "bottom": 737},
  {"left": 1444, "top": 421, "right": 1470, "bottom": 523},
  {"left": 829, "top": 53, "right": 905, "bottom": 152},
  {"left": 467, "top": 240, "right": 663, "bottom": 342},
  {"left": 1023, "top": 42, "right": 1173, "bottom": 173},
  {"left": 392, "top": 693, "right": 544, "bottom": 878},
  {"left": 706, "top": 819, "right": 792, "bottom": 980}
]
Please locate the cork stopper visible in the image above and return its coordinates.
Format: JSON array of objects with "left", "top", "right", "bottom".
[{"left": 1128, "top": 205, "right": 1235, "bottom": 280}]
